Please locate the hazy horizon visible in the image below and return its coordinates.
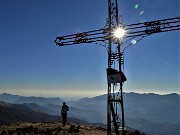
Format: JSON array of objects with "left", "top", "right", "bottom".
[{"left": 0, "top": 89, "right": 179, "bottom": 100}]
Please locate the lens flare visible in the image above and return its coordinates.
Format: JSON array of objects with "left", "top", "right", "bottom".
[
  {"left": 135, "top": 4, "right": 139, "bottom": 9},
  {"left": 140, "top": 11, "right": 144, "bottom": 15},
  {"left": 132, "top": 39, "right": 137, "bottom": 44}
]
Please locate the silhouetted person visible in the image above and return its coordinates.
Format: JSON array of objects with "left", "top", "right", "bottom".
[{"left": 61, "top": 102, "right": 69, "bottom": 126}]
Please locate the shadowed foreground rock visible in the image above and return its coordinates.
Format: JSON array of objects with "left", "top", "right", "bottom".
[{"left": 0, "top": 122, "right": 146, "bottom": 135}]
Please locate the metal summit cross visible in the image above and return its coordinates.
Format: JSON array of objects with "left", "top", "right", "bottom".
[{"left": 54, "top": 0, "right": 180, "bottom": 135}]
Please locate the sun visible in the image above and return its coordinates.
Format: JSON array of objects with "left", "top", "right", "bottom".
[{"left": 113, "top": 27, "right": 126, "bottom": 39}]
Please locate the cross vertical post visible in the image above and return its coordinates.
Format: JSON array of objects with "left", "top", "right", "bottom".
[{"left": 107, "top": 0, "right": 126, "bottom": 134}]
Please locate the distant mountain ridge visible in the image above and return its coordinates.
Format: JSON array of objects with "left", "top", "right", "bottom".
[
  {"left": 68, "top": 92, "right": 180, "bottom": 135},
  {"left": 14, "top": 96, "right": 63, "bottom": 105},
  {"left": 0, "top": 92, "right": 179, "bottom": 135},
  {"left": 0, "top": 93, "right": 21, "bottom": 103},
  {"left": 0, "top": 93, "right": 63, "bottom": 105}
]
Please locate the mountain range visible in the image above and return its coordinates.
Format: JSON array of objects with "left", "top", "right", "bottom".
[
  {"left": 0, "top": 92, "right": 179, "bottom": 135},
  {"left": 70, "top": 92, "right": 180, "bottom": 135},
  {"left": 0, "top": 101, "right": 58, "bottom": 126}
]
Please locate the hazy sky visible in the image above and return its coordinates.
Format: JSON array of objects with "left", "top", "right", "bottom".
[{"left": 0, "top": 0, "right": 179, "bottom": 98}]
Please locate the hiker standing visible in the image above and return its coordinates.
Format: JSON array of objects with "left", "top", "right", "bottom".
[{"left": 61, "top": 102, "right": 69, "bottom": 126}]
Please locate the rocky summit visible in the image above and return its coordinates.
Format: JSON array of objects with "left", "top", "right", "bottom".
[{"left": 0, "top": 122, "right": 145, "bottom": 135}]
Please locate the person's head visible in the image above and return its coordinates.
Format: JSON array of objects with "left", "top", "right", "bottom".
[{"left": 63, "top": 102, "right": 66, "bottom": 105}]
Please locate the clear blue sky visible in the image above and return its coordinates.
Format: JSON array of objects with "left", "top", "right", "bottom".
[{"left": 0, "top": 0, "right": 179, "bottom": 98}]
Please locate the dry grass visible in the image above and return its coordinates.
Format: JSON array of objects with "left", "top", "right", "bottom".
[{"left": 0, "top": 122, "right": 145, "bottom": 135}]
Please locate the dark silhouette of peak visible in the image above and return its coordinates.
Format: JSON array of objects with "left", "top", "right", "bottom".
[{"left": 0, "top": 102, "right": 59, "bottom": 126}]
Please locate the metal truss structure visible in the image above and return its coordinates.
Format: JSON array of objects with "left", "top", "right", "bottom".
[{"left": 54, "top": 0, "right": 180, "bottom": 135}]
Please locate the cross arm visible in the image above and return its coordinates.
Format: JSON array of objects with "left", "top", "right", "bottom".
[
  {"left": 54, "top": 17, "right": 180, "bottom": 46},
  {"left": 124, "top": 17, "right": 180, "bottom": 38},
  {"left": 54, "top": 28, "right": 107, "bottom": 46}
]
